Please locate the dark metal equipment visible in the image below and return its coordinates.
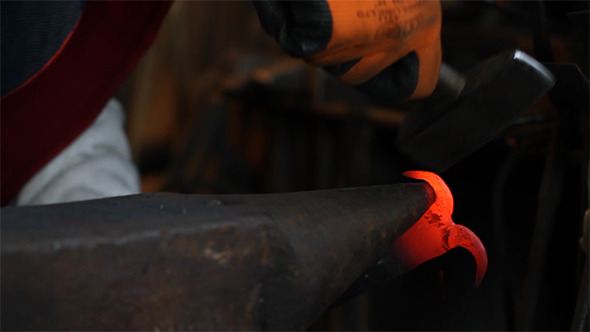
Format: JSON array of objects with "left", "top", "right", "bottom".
[
  {"left": 397, "top": 49, "right": 556, "bottom": 172},
  {"left": 1, "top": 183, "right": 433, "bottom": 331}
]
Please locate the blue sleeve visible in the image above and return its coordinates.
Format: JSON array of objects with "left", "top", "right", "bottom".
[{"left": 1, "top": 1, "right": 86, "bottom": 96}]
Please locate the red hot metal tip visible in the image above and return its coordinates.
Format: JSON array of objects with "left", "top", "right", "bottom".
[{"left": 392, "top": 171, "right": 488, "bottom": 287}]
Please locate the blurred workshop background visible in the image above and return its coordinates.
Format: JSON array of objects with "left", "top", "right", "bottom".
[{"left": 115, "top": 1, "right": 588, "bottom": 330}]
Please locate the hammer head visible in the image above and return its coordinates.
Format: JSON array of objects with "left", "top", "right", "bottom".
[{"left": 397, "top": 49, "right": 555, "bottom": 172}]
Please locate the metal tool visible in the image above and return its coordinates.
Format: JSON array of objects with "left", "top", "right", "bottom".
[
  {"left": 397, "top": 49, "right": 556, "bottom": 172},
  {"left": 2, "top": 183, "right": 433, "bottom": 331}
]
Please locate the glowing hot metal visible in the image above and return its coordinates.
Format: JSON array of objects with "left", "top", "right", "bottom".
[{"left": 392, "top": 171, "right": 488, "bottom": 286}]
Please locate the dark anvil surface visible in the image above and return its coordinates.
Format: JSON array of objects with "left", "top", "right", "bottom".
[{"left": 2, "top": 183, "right": 433, "bottom": 331}]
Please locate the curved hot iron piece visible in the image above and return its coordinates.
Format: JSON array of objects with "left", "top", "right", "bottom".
[{"left": 391, "top": 170, "right": 488, "bottom": 286}]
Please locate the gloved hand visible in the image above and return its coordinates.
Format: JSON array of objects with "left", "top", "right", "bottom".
[{"left": 254, "top": 0, "right": 442, "bottom": 102}]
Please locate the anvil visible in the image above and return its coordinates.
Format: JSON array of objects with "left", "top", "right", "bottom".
[{"left": 2, "top": 182, "right": 433, "bottom": 330}]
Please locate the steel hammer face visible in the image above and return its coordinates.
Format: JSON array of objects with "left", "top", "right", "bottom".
[{"left": 397, "top": 49, "right": 555, "bottom": 172}]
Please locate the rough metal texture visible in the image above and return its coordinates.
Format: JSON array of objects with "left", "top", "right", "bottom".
[{"left": 2, "top": 183, "right": 433, "bottom": 331}]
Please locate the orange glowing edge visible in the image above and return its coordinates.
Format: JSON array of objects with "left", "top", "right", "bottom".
[{"left": 391, "top": 171, "right": 488, "bottom": 287}]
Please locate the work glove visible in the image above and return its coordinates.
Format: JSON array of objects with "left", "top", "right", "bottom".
[{"left": 253, "top": 0, "right": 442, "bottom": 102}]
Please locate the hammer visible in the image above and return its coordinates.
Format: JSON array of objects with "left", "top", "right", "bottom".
[{"left": 396, "top": 49, "right": 555, "bottom": 172}]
